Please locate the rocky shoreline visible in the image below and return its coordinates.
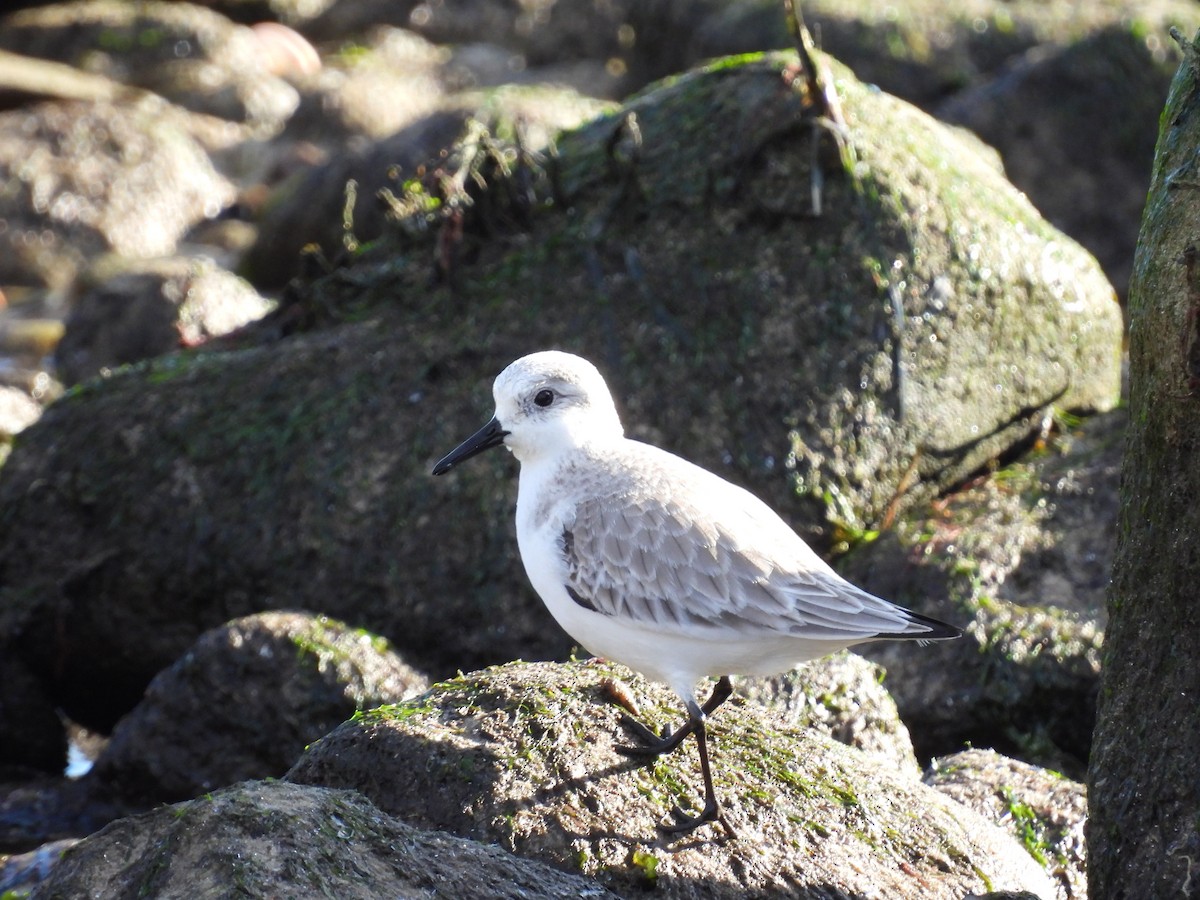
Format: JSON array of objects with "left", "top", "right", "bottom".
[{"left": 0, "top": 0, "right": 1184, "bottom": 896}]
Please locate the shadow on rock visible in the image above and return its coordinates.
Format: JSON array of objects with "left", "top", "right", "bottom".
[
  {"left": 287, "top": 659, "right": 1058, "bottom": 898},
  {"left": 0, "top": 611, "right": 427, "bottom": 852}
]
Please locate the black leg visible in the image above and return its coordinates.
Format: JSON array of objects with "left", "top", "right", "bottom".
[
  {"left": 616, "top": 676, "right": 733, "bottom": 758},
  {"left": 703, "top": 675, "right": 734, "bottom": 715},
  {"left": 614, "top": 677, "right": 733, "bottom": 834},
  {"left": 659, "top": 712, "right": 720, "bottom": 834}
]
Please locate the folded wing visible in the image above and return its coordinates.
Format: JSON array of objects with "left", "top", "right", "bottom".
[{"left": 560, "top": 488, "right": 939, "bottom": 642}]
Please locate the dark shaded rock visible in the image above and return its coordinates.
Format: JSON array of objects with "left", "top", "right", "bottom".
[
  {"left": 88, "top": 611, "right": 428, "bottom": 806},
  {"left": 0, "top": 0, "right": 299, "bottom": 129},
  {"left": 0, "top": 52, "right": 1119, "bottom": 749},
  {"left": 0, "top": 97, "right": 235, "bottom": 290},
  {"left": 55, "top": 256, "right": 274, "bottom": 385},
  {"left": 851, "top": 553, "right": 1102, "bottom": 776},
  {"left": 740, "top": 650, "right": 920, "bottom": 778},
  {"left": 0, "top": 774, "right": 122, "bottom": 854},
  {"left": 29, "top": 780, "right": 619, "bottom": 899},
  {"left": 0, "top": 837, "right": 77, "bottom": 895},
  {"left": 927, "top": 749, "right": 1086, "bottom": 900},
  {"left": 0, "top": 612, "right": 427, "bottom": 851},
  {"left": 0, "top": 657, "right": 65, "bottom": 775},
  {"left": 288, "top": 660, "right": 1056, "bottom": 898},
  {"left": 846, "top": 410, "right": 1121, "bottom": 774}
]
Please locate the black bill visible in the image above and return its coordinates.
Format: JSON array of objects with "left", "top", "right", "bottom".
[{"left": 432, "top": 416, "right": 510, "bottom": 475}]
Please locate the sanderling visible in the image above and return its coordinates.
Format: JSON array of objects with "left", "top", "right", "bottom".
[{"left": 433, "top": 350, "right": 960, "bottom": 833}]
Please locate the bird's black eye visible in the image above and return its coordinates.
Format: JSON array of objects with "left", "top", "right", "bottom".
[{"left": 534, "top": 389, "right": 554, "bottom": 408}]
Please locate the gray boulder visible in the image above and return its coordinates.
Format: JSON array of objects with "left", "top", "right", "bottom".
[
  {"left": 740, "top": 650, "right": 921, "bottom": 778},
  {"left": 0, "top": 50, "right": 1120, "bottom": 762},
  {"left": 89, "top": 611, "right": 428, "bottom": 805},
  {"left": 927, "top": 749, "right": 1086, "bottom": 900},
  {"left": 29, "top": 780, "right": 619, "bottom": 899},
  {"left": 0, "top": 97, "right": 235, "bottom": 291},
  {"left": 288, "top": 659, "right": 1058, "bottom": 898}
]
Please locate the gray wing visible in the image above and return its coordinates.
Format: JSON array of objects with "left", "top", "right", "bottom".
[{"left": 559, "top": 490, "right": 923, "bottom": 641}]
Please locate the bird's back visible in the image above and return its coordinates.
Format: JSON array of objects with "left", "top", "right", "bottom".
[{"left": 518, "top": 436, "right": 953, "bottom": 649}]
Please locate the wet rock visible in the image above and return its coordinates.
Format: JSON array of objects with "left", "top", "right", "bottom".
[
  {"left": 0, "top": 0, "right": 300, "bottom": 130},
  {"left": 846, "top": 409, "right": 1122, "bottom": 774},
  {"left": 0, "top": 838, "right": 77, "bottom": 895},
  {"left": 55, "top": 256, "right": 274, "bottom": 385},
  {"left": 288, "top": 659, "right": 1057, "bottom": 899},
  {"left": 89, "top": 611, "right": 428, "bottom": 806},
  {"left": 0, "top": 773, "right": 122, "bottom": 853},
  {"left": 0, "top": 97, "right": 235, "bottom": 290},
  {"left": 927, "top": 749, "right": 1087, "bottom": 900},
  {"left": 29, "top": 780, "right": 619, "bottom": 899}
]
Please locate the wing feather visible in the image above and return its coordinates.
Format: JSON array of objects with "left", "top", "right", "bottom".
[
  {"left": 560, "top": 484, "right": 918, "bottom": 641},
  {"left": 553, "top": 441, "right": 941, "bottom": 642}
]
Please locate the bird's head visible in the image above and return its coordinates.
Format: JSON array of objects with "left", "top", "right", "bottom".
[{"left": 432, "top": 350, "right": 624, "bottom": 474}]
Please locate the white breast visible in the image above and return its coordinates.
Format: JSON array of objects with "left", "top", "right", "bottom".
[{"left": 512, "top": 446, "right": 849, "bottom": 697}]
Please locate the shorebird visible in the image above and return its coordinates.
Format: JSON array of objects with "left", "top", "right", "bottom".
[{"left": 434, "top": 350, "right": 960, "bottom": 832}]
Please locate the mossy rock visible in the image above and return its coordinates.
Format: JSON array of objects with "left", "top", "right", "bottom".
[
  {"left": 926, "top": 748, "right": 1087, "bottom": 900},
  {"left": 288, "top": 659, "right": 1057, "bottom": 898},
  {"left": 740, "top": 650, "right": 921, "bottom": 778},
  {"left": 89, "top": 611, "right": 428, "bottom": 806},
  {"left": 843, "top": 410, "right": 1120, "bottom": 775},
  {"left": 0, "top": 51, "right": 1120, "bottom": 751},
  {"left": 29, "top": 779, "right": 620, "bottom": 899}
]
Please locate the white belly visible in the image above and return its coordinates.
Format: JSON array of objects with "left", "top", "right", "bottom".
[
  {"left": 511, "top": 447, "right": 860, "bottom": 701},
  {"left": 517, "top": 512, "right": 852, "bottom": 699}
]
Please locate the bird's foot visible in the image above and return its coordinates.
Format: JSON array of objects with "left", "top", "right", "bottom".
[
  {"left": 616, "top": 713, "right": 685, "bottom": 757},
  {"left": 658, "top": 798, "right": 728, "bottom": 836}
]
